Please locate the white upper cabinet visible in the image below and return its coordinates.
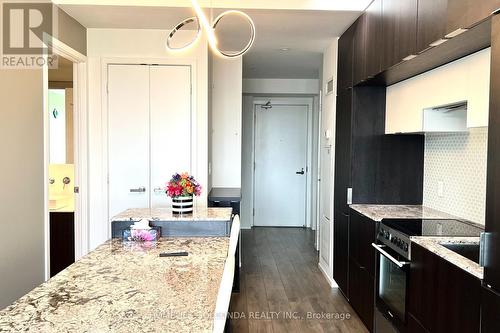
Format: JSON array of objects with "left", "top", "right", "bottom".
[{"left": 385, "top": 48, "right": 490, "bottom": 134}]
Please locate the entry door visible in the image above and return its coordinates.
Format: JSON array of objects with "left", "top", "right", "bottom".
[
  {"left": 150, "top": 65, "right": 191, "bottom": 207},
  {"left": 254, "top": 104, "right": 308, "bottom": 227},
  {"left": 108, "top": 65, "right": 150, "bottom": 218}
]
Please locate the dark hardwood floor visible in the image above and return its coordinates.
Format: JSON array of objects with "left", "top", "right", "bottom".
[{"left": 230, "top": 227, "right": 368, "bottom": 333}]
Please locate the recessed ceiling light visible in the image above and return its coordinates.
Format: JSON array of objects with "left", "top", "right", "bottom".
[{"left": 279, "top": 48, "right": 290, "bottom": 52}]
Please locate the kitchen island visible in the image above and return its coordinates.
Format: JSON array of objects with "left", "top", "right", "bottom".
[
  {"left": 111, "top": 207, "right": 234, "bottom": 238},
  {"left": 0, "top": 237, "right": 229, "bottom": 332}
]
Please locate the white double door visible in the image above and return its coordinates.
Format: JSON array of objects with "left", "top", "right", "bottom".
[{"left": 108, "top": 64, "right": 192, "bottom": 218}]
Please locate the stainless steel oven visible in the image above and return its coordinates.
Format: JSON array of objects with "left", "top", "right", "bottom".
[
  {"left": 372, "top": 242, "right": 409, "bottom": 332},
  {"left": 373, "top": 221, "right": 412, "bottom": 333},
  {"left": 373, "top": 218, "right": 483, "bottom": 333}
]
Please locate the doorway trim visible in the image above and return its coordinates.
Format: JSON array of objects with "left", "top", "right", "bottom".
[
  {"left": 43, "top": 38, "right": 88, "bottom": 280},
  {"left": 250, "top": 97, "right": 315, "bottom": 228}
]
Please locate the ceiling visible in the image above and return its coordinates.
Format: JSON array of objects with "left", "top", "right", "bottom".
[{"left": 59, "top": 3, "right": 367, "bottom": 79}]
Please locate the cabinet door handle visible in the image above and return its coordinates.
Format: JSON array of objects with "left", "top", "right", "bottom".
[
  {"left": 153, "top": 187, "right": 164, "bottom": 193},
  {"left": 130, "top": 187, "right": 146, "bottom": 193}
]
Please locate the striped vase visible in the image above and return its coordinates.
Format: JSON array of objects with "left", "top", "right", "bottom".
[{"left": 172, "top": 196, "right": 194, "bottom": 214}]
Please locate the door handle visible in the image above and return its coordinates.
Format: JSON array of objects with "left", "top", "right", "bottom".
[
  {"left": 130, "top": 186, "right": 146, "bottom": 193},
  {"left": 371, "top": 243, "right": 409, "bottom": 268},
  {"left": 296, "top": 168, "right": 305, "bottom": 175}
]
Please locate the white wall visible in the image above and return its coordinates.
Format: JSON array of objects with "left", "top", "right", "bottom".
[
  {"left": 209, "top": 56, "right": 243, "bottom": 188},
  {"left": 318, "top": 39, "right": 338, "bottom": 287},
  {"left": 86, "top": 29, "right": 208, "bottom": 250},
  {"left": 0, "top": 69, "right": 45, "bottom": 308},
  {"left": 243, "top": 78, "right": 319, "bottom": 95},
  {"left": 241, "top": 95, "right": 255, "bottom": 229}
]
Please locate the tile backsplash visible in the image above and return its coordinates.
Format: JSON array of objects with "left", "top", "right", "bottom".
[{"left": 423, "top": 127, "right": 488, "bottom": 224}]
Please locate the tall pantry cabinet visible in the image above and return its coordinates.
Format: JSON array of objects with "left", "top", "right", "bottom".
[{"left": 107, "top": 64, "right": 192, "bottom": 218}]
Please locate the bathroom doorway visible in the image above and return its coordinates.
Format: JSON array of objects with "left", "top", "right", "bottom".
[
  {"left": 43, "top": 41, "right": 88, "bottom": 280},
  {"left": 48, "top": 56, "right": 75, "bottom": 277}
]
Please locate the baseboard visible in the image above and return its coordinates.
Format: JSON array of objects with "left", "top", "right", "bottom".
[{"left": 318, "top": 261, "right": 338, "bottom": 288}]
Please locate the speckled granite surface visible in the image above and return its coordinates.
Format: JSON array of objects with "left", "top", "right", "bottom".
[
  {"left": 351, "top": 204, "right": 466, "bottom": 222},
  {"left": 0, "top": 237, "right": 229, "bottom": 332},
  {"left": 111, "top": 207, "right": 233, "bottom": 222},
  {"left": 411, "top": 237, "right": 483, "bottom": 279}
]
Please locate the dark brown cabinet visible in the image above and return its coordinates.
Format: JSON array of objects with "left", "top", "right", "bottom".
[
  {"left": 409, "top": 243, "right": 481, "bottom": 333},
  {"left": 333, "top": 25, "right": 355, "bottom": 298},
  {"left": 349, "top": 210, "right": 376, "bottom": 277},
  {"left": 407, "top": 314, "right": 428, "bottom": 333},
  {"left": 353, "top": 14, "right": 367, "bottom": 85},
  {"left": 333, "top": 212, "right": 349, "bottom": 297},
  {"left": 348, "top": 209, "right": 377, "bottom": 332},
  {"left": 365, "top": 0, "right": 383, "bottom": 77},
  {"left": 50, "top": 212, "right": 75, "bottom": 277},
  {"left": 416, "top": 0, "right": 448, "bottom": 52},
  {"left": 447, "top": 0, "right": 500, "bottom": 33},
  {"left": 337, "top": 23, "right": 355, "bottom": 91},
  {"left": 382, "top": 0, "right": 418, "bottom": 68},
  {"left": 349, "top": 257, "right": 375, "bottom": 332}
]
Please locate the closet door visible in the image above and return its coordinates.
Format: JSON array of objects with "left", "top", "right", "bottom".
[
  {"left": 150, "top": 65, "right": 192, "bottom": 208},
  {"left": 108, "top": 65, "right": 150, "bottom": 218}
]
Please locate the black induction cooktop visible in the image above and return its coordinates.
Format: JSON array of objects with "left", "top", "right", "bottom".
[{"left": 381, "top": 218, "right": 483, "bottom": 237}]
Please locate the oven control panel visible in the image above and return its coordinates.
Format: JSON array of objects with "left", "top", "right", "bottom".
[{"left": 377, "top": 224, "right": 411, "bottom": 260}]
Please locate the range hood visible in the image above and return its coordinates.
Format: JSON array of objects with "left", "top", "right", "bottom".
[{"left": 422, "top": 101, "right": 468, "bottom": 132}]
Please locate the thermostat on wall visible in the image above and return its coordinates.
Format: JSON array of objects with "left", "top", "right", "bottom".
[{"left": 325, "top": 130, "right": 331, "bottom": 139}]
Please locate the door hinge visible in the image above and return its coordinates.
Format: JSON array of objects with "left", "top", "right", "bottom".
[
  {"left": 74, "top": 186, "right": 80, "bottom": 194},
  {"left": 253, "top": 208, "right": 255, "bottom": 216}
]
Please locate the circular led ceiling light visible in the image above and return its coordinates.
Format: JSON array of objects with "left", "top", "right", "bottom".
[
  {"left": 166, "top": 16, "right": 201, "bottom": 51},
  {"left": 166, "top": 0, "right": 256, "bottom": 58},
  {"left": 211, "top": 10, "right": 256, "bottom": 58}
]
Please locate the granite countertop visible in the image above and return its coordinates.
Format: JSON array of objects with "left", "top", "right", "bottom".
[
  {"left": 0, "top": 237, "right": 229, "bottom": 332},
  {"left": 411, "top": 237, "right": 483, "bottom": 279},
  {"left": 111, "top": 207, "right": 233, "bottom": 222},
  {"left": 350, "top": 204, "right": 465, "bottom": 222}
]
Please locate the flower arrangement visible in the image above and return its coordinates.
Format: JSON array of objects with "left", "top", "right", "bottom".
[{"left": 166, "top": 172, "right": 202, "bottom": 198}]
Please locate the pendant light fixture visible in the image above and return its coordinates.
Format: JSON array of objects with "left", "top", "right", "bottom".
[{"left": 166, "top": 0, "right": 256, "bottom": 58}]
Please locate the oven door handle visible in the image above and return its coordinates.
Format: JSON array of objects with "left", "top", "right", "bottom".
[{"left": 371, "top": 243, "right": 409, "bottom": 268}]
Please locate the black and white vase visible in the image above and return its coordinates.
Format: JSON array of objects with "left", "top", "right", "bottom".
[{"left": 172, "top": 196, "right": 194, "bottom": 214}]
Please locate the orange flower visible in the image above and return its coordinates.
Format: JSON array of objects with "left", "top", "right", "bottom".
[{"left": 181, "top": 172, "right": 189, "bottom": 179}]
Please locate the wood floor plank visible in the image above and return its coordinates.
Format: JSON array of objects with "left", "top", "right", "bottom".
[{"left": 229, "top": 227, "right": 368, "bottom": 333}]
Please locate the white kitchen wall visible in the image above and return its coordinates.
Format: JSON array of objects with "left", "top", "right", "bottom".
[
  {"left": 0, "top": 69, "right": 45, "bottom": 309},
  {"left": 423, "top": 127, "right": 488, "bottom": 224},
  {"left": 319, "top": 39, "right": 338, "bottom": 287},
  {"left": 209, "top": 55, "right": 242, "bottom": 188},
  {"left": 86, "top": 29, "right": 208, "bottom": 250}
]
